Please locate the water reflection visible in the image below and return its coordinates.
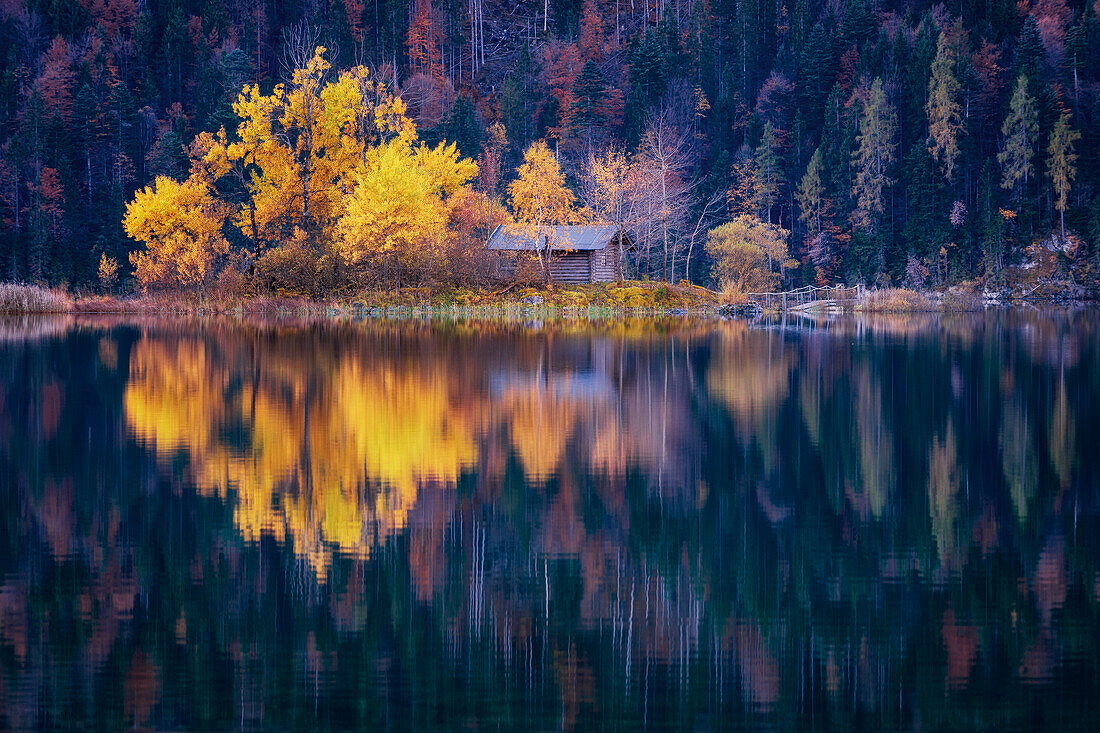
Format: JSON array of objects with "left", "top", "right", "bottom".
[
  {"left": 124, "top": 330, "right": 477, "bottom": 578},
  {"left": 1, "top": 312, "right": 1099, "bottom": 729}
]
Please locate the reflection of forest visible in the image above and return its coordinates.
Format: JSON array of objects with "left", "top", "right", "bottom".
[{"left": 1, "top": 313, "right": 1099, "bottom": 730}]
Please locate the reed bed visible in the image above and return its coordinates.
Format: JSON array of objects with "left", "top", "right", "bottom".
[
  {"left": 856, "top": 288, "right": 935, "bottom": 312},
  {"left": 0, "top": 283, "right": 72, "bottom": 313}
]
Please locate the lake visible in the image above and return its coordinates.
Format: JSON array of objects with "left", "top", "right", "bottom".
[{"left": 1, "top": 311, "right": 1098, "bottom": 730}]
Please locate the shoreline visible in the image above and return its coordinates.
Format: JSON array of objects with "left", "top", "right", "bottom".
[{"left": 1, "top": 281, "right": 1094, "bottom": 319}]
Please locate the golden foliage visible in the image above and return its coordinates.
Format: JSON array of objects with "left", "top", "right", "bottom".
[
  {"left": 705, "top": 215, "right": 790, "bottom": 293},
  {"left": 124, "top": 46, "right": 476, "bottom": 293},
  {"left": 124, "top": 176, "right": 229, "bottom": 290},
  {"left": 337, "top": 139, "right": 476, "bottom": 277},
  {"left": 97, "top": 253, "right": 119, "bottom": 291},
  {"left": 508, "top": 140, "right": 579, "bottom": 233}
]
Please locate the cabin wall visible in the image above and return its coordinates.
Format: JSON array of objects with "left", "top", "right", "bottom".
[
  {"left": 493, "top": 245, "right": 623, "bottom": 284},
  {"left": 547, "top": 252, "right": 593, "bottom": 283},
  {"left": 590, "top": 246, "right": 620, "bottom": 282},
  {"left": 545, "top": 248, "right": 621, "bottom": 284}
]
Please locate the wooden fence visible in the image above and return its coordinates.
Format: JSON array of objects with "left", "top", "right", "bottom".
[{"left": 743, "top": 284, "right": 860, "bottom": 312}]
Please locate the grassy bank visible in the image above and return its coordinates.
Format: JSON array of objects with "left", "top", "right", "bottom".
[
  {"left": 343, "top": 281, "right": 721, "bottom": 311},
  {"left": 0, "top": 280, "right": 1082, "bottom": 318},
  {"left": 0, "top": 281, "right": 723, "bottom": 317}
]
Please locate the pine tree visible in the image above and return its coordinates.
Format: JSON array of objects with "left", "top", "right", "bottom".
[
  {"left": 754, "top": 122, "right": 783, "bottom": 224},
  {"left": 926, "top": 32, "right": 964, "bottom": 181},
  {"left": 998, "top": 75, "right": 1038, "bottom": 199},
  {"left": 900, "top": 143, "right": 941, "bottom": 265},
  {"left": 1047, "top": 110, "right": 1080, "bottom": 240},
  {"left": 852, "top": 78, "right": 897, "bottom": 233},
  {"left": 842, "top": 0, "right": 876, "bottom": 45},
  {"left": 571, "top": 60, "right": 610, "bottom": 147},
  {"left": 445, "top": 95, "right": 482, "bottom": 160},
  {"left": 797, "top": 24, "right": 835, "bottom": 133},
  {"left": 1015, "top": 16, "right": 1045, "bottom": 89},
  {"left": 797, "top": 147, "right": 826, "bottom": 235}
]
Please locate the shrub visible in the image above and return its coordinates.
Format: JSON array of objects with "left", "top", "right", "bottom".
[
  {"left": 857, "top": 288, "right": 934, "bottom": 312},
  {"left": 0, "top": 283, "right": 72, "bottom": 313},
  {"left": 941, "top": 284, "right": 984, "bottom": 311}
]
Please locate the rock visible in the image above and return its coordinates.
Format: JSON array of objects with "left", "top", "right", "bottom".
[
  {"left": 718, "top": 302, "right": 759, "bottom": 318},
  {"left": 522, "top": 295, "right": 544, "bottom": 306}
]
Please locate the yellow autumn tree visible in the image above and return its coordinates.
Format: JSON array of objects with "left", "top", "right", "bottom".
[
  {"left": 705, "top": 215, "right": 791, "bottom": 293},
  {"left": 124, "top": 46, "right": 477, "bottom": 294},
  {"left": 124, "top": 175, "right": 229, "bottom": 291},
  {"left": 507, "top": 140, "right": 579, "bottom": 280},
  {"left": 206, "top": 50, "right": 416, "bottom": 289},
  {"left": 336, "top": 138, "right": 476, "bottom": 285}
]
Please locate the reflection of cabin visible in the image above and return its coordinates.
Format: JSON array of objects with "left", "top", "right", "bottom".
[{"left": 487, "top": 224, "right": 631, "bottom": 283}]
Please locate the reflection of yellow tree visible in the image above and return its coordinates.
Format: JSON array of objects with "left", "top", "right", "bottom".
[
  {"left": 1049, "top": 380, "right": 1075, "bottom": 489},
  {"left": 124, "top": 335, "right": 476, "bottom": 580},
  {"left": 852, "top": 365, "right": 893, "bottom": 519},
  {"left": 927, "top": 423, "right": 961, "bottom": 567},
  {"left": 1000, "top": 395, "right": 1037, "bottom": 520},
  {"left": 498, "top": 380, "right": 579, "bottom": 482},
  {"left": 707, "top": 326, "right": 791, "bottom": 456},
  {"left": 798, "top": 357, "right": 895, "bottom": 519}
]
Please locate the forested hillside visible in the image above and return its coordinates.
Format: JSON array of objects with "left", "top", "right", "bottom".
[{"left": 2, "top": 0, "right": 1099, "bottom": 291}]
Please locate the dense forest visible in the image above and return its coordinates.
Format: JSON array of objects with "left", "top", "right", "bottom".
[{"left": 2, "top": 0, "right": 1099, "bottom": 291}]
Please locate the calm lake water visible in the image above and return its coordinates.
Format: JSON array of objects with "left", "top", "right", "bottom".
[{"left": 1, "top": 311, "right": 1099, "bottom": 730}]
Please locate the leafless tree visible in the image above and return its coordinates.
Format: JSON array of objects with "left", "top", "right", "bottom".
[
  {"left": 633, "top": 114, "right": 692, "bottom": 281},
  {"left": 682, "top": 188, "right": 725, "bottom": 284}
]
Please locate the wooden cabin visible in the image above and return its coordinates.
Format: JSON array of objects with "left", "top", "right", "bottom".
[{"left": 487, "top": 224, "right": 630, "bottom": 284}]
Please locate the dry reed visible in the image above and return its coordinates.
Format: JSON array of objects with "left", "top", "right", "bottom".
[{"left": 0, "top": 283, "right": 72, "bottom": 313}]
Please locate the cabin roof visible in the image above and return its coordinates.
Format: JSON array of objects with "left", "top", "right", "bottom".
[{"left": 486, "top": 223, "right": 623, "bottom": 251}]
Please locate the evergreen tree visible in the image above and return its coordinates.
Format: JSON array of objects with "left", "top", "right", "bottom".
[
  {"left": 1047, "top": 110, "right": 1080, "bottom": 240},
  {"left": 571, "top": 60, "right": 611, "bottom": 149},
  {"left": 927, "top": 32, "right": 964, "bottom": 181},
  {"left": 999, "top": 75, "right": 1038, "bottom": 199},
  {"left": 852, "top": 78, "right": 897, "bottom": 235},
  {"left": 445, "top": 95, "right": 482, "bottom": 160},
  {"left": 755, "top": 122, "right": 783, "bottom": 224},
  {"left": 628, "top": 31, "right": 668, "bottom": 123},
  {"left": 1015, "top": 16, "right": 1045, "bottom": 89},
  {"left": 842, "top": 0, "right": 876, "bottom": 45},
  {"left": 797, "top": 147, "right": 826, "bottom": 236},
  {"left": 797, "top": 24, "right": 835, "bottom": 134}
]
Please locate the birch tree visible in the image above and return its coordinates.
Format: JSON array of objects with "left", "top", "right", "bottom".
[
  {"left": 508, "top": 140, "right": 578, "bottom": 281},
  {"left": 635, "top": 118, "right": 691, "bottom": 281}
]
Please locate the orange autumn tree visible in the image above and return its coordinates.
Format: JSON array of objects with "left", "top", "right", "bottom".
[
  {"left": 124, "top": 46, "right": 476, "bottom": 294},
  {"left": 507, "top": 140, "right": 580, "bottom": 281},
  {"left": 407, "top": 0, "right": 442, "bottom": 77}
]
